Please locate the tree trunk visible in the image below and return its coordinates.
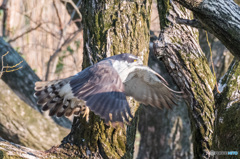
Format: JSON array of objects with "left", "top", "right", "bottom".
[
  {"left": 60, "top": 1, "right": 152, "bottom": 158},
  {"left": 137, "top": 103, "right": 193, "bottom": 159},
  {"left": 0, "top": 137, "right": 63, "bottom": 159},
  {"left": 154, "top": 0, "right": 216, "bottom": 158},
  {"left": 0, "top": 81, "right": 69, "bottom": 151},
  {"left": 137, "top": 51, "right": 193, "bottom": 158},
  {"left": 213, "top": 60, "right": 240, "bottom": 155},
  {"left": 174, "top": 0, "right": 240, "bottom": 59},
  {"left": 0, "top": 37, "right": 71, "bottom": 129}
]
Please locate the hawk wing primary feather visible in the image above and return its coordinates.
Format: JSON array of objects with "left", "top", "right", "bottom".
[
  {"left": 34, "top": 53, "right": 182, "bottom": 125},
  {"left": 123, "top": 65, "right": 181, "bottom": 109},
  {"left": 34, "top": 62, "right": 132, "bottom": 124},
  {"left": 70, "top": 62, "right": 132, "bottom": 123}
]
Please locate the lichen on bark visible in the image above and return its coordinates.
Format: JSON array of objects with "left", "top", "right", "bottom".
[
  {"left": 81, "top": 0, "right": 151, "bottom": 65},
  {"left": 175, "top": 0, "right": 240, "bottom": 59},
  {"left": 155, "top": 0, "right": 216, "bottom": 158},
  {"left": 60, "top": 0, "right": 152, "bottom": 158},
  {"left": 0, "top": 81, "right": 69, "bottom": 151},
  {"left": 157, "top": 0, "right": 171, "bottom": 29},
  {"left": 213, "top": 60, "right": 240, "bottom": 153}
]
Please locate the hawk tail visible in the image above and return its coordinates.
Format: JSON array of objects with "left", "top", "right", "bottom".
[{"left": 34, "top": 77, "right": 85, "bottom": 117}]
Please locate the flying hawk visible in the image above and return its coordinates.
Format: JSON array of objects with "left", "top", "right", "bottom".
[{"left": 35, "top": 53, "right": 181, "bottom": 124}]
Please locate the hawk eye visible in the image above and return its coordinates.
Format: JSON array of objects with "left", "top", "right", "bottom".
[{"left": 134, "top": 59, "right": 137, "bottom": 62}]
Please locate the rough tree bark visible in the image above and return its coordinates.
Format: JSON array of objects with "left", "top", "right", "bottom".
[
  {"left": 0, "top": 38, "right": 71, "bottom": 129},
  {"left": 154, "top": 0, "right": 216, "bottom": 158},
  {"left": 0, "top": 81, "right": 69, "bottom": 151},
  {"left": 213, "top": 60, "right": 240, "bottom": 155},
  {"left": 0, "top": 137, "right": 52, "bottom": 159},
  {"left": 137, "top": 52, "right": 193, "bottom": 158},
  {"left": 173, "top": 0, "right": 240, "bottom": 157},
  {"left": 198, "top": 30, "right": 233, "bottom": 80},
  {"left": 174, "top": 0, "right": 240, "bottom": 59},
  {"left": 58, "top": 1, "right": 152, "bottom": 158}
]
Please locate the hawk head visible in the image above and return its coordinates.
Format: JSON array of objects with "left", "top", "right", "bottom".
[{"left": 105, "top": 53, "right": 143, "bottom": 74}]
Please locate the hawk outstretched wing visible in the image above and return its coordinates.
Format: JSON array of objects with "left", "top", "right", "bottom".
[
  {"left": 34, "top": 53, "right": 182, "bottom": 125},
  {"left": 35, "top": 61, "right": 132, "bottom": 124},
  {"left": 70, "top": 62, "right": 132, "bottom": 123},
  {"left": 123, "top": 65, "right": 181, "bottom": 109}
]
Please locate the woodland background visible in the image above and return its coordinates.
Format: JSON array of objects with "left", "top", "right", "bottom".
[{"left": 0, "top": 0, "right": 239, "bottom": 159}]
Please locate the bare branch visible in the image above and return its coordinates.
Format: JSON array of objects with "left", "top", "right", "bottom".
[
  {"left": 53, "top": 0, "right": 63, "bottom": 35},
  {"left": 7, "top": 23, "right": 42, "bottom": 43},
  {"left": 61, "top": 0, "right": 82, "bottom": 22},
  {"left": 0, "top": 0, "right": 8, "bottom": 10},
  {"left": 45, "top": 29, "right": 81, "bottom": 80},
  {"left": 176, "top": 17, "right": 205, "bottom": 29},
  {"left": 0, "top": 52, "right": 23, "bottom": 78},
  {"left": 65, "top": 0, "right": 82, "bottom": 28}
]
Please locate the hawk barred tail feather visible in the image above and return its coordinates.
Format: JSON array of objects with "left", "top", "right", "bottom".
[
  {"left": 34, "top": 78, "right": 88, "bottom": 118},
  {"left": 34, "top": 53, "right": 183, "bottom": 125}
]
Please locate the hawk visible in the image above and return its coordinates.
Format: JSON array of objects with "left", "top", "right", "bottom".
[{"left": 35, "top": 53, "right": 181, "bottom": 124}]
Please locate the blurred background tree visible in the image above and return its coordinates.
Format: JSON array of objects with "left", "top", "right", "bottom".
[{"left": 0, "top": 0, "right": 239, "bottom": 158}]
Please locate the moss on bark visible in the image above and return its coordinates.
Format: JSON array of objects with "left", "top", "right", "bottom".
[
  {"left": 213, "top": 60, "right": 240, "bottom": 155},
  {"left": 157, "top": 0, "right": 171, "bottom": 29},
  {"left": 0, "top": 81, "right": 69, "bottom": 151},
  {"left": 61, "top": 0, "right": 152, "bottom": 158},
  {"left": 155, "top": 0, "right": 216, "bottom": 158}
]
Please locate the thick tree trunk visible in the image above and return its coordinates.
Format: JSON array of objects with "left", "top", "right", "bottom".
[
  {"left": 137, "top": 51, "right": 193, "bottom": 159},
  {"left": 213, "top": 60, "right": 240, "bottom": 154},
  {"left": 137, "top": 103, "right": 193, "bottom": 159},
  {"left": 154, "top": 0, "right": 215, "bottom": 158},
  {"left": 0, "top": 137, "right": 49, "bottom": 159},
  {"left": 0, "top": 81, "right": 69, "bottom": 151},
  {"left": 174, "top": 0, "right": 240, "bottom": 59},
  {"left": 0, "top": 37, "right": 71, "bottom": 129},
  {"left": 60, "top": 1, "right": 152, "bottom": 158}
]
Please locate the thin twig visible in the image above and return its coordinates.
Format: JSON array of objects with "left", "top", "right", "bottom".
[
  {"left": 65, "top": 0, "right": 82, "bottom": 28},
  {"left": 8, "top": 23, "right": 42, "bottom": 43},
  {"left": 0, "top": 51, "right": 23, "bottom": 78},
  {"left": 61, "top": 0, "right": 82, "bottom": 21},
  {"left": 53, "top": 0, "right": 63, "bottom": 35},
  {"left": 45, "top": 29, "right": 81, "bottom": 80},
  {"left": 20, "top": 13, "right": 60, "bottom": 39}
]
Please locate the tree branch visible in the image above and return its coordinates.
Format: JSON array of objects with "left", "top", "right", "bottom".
[
  {"left": 53, "top": 0, "right": 63, "bottom": 36},
  {"left": 213, "top": 59, "right": 240, "bottom": 152},
  {"left": 155, "top": 0, "right": 216, "bottom": 158},
  {"left": 0, "top": 37, "right": 72, "bottom": 129},
  {"left": 45, "top": 29, "right": 81, "bottom": 80},
  {"left": 61, "top": 0, "right": 82, "bottom": 23},
  {"left": 174, "top": 0, "right": 240, "bottom": 59},
  {"left": 7, "top": 23, "right": 42, "bottom": 43},
  {"left": 176, "top": 18, "right": 204, "bottom": 29},
  {"left": 62, "top": 0, "right": 82, "bottom": 28}
]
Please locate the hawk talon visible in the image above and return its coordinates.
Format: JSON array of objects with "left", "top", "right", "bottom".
[{"left": 83, "top": 106, "right": 90, "bottom": 122}]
